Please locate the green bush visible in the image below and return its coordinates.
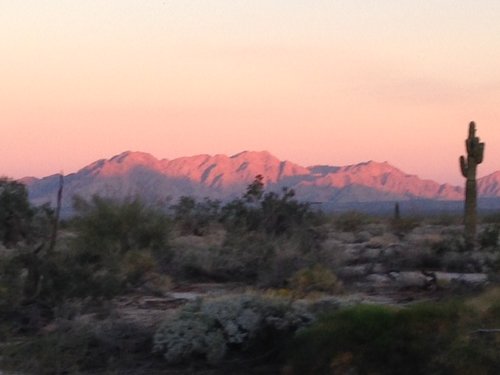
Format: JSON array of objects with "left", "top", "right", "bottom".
[
  {"left": 0, "top": 178, "right": 56, "bottom": 305},
  {"left": 170, "top": 196, "right": 221, "bottom": 236},
  {"left": 200, "top": 231, "right": 276, "bottom": 283},
  {"left": 0, "top": 254, "right": 24, "bottom": 306},
  {"left": 1, "top": 319, "right": 154, "bottom": 374},
  {"left": 29, "top": 196, "right": 173, "bottom": 302},
  {"left": 432, "top": 234, "right": 466, "bottom": 255},
  {"left": 479, "top": 225, "right": 499, "bottom": 249},
  {"left": 481, "top": 212, "right": 500, "bottom": 224},
  {"left": 221, "top": 177, "right": 323, "bottom": 239},
  {"left": 72, "top": 195, "right": 171, "bottom": 255},
  {"left": 289, "top": 302, "right": 466, "bottom": 375},
  {"left": 0, "top": 177, "right": 34, "bottom": 247},
  {"left": 169, "top": 231, "right": 328, "bottom": 288}
]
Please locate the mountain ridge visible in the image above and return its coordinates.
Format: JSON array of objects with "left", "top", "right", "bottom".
[{"left": 20, "top": 150, "right": 500, "bottom": 212}]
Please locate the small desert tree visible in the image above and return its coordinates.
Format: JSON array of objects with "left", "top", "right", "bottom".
[
  {"left": 44, "top": 195, "right": 174, "bottom": 299},
  {"left": 0, "top": 177, "right": 33, "bottom": 247},
  {"left": 0, "top": 177, "right": 59, "bottom": 303}
]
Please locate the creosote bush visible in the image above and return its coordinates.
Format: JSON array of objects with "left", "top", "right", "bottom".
[
  {"left": 1, "top": 318, "right": 154, "bottom": 375},
  {"left": 390, "top": 216, "right": 420, "bottom": 238},
  {"left": 288, "top": 302, "right": 476, "bottom": 375},
  {"left": 432, "top": 234, "right": 466, "bottom": 255},
  {"left": 168, "top": 177, "right": 327, "bottom": 286},
  {"left": 71, "top": 195, "right": 171, "bottom": 255},
  {"left": 221, "top": 176, "right": 324, "bottom": 239},
  {"left": 478, "top": 224, "right": 499, "bottom": 249},
  {"left": 482, "top": 211, "right": 500, "bottom": 224},
  {"left": 170, "top": 196, "right": 221, "bottom": 236},
  {"left": 334, "top": 211, "right": 371, "bottom": 232}
]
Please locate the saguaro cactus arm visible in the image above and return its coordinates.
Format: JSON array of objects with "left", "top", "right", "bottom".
[{"left": 460, "top": 155, "right": 467, "bottom": 178}]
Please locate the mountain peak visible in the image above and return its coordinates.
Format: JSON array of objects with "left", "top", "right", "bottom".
[
  {"left": 230, "top": 150, "right": 277, "bottom": 161},
  {"left": 109, "top": 151, "right": 159, "bottom": 164},
  {"left": 80, "top": 151, "right": 162, "bottom": 177},
  {"left": 342, "top": 160, "right": 401, "bottom": 176}
]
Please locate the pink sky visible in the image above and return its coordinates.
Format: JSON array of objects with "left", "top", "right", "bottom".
[{"left": 1, "top": 1, "right": 500, "bottom": 185}]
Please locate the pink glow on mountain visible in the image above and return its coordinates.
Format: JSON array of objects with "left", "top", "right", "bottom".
[
  {"left": 78, "top": 151, "right": 164, "bottom": 177},
  {"left": 478, "top": 171, "right": 500, "bottom": 197},
  {"left": 299, "top": 160, "right": 463, "bottom": 200},
  {"left": 23, "top": 150, "right": 500, "bottom": 215}
]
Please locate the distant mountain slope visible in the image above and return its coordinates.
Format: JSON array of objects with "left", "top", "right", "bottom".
[
  {"left": 478, "top": 171, "right": 500, "bottom": 197},
  {"left": 21, "top": 150, "right": 500, "bottom": 213},
  {"left": 300, "top": 161, "right": 463, "bottom": 201}
]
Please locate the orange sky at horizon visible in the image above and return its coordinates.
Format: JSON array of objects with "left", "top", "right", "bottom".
[{"left": 1, "top": 1, "right": 500, "bottom": 185}]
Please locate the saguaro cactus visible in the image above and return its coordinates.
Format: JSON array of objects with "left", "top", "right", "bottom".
[{"left": 460, "top": 121, "right": 485, "bottom": 247}]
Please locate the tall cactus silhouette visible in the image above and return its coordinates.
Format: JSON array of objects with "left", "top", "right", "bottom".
[{"left": 459, "top": 121, "right": 485, "bottom": 247}]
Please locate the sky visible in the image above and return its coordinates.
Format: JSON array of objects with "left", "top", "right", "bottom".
[{"left": 1, "top": 1, "right": 499, "bottom": 185}]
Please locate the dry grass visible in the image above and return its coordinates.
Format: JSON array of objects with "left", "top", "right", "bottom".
[{"left": 466, "top": 286, "right": 500, "bottom": 313}]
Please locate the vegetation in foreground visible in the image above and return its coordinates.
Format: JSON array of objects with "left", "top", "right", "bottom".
[{"left": 1, "top": 175, "right": 500, "bottom": 374}]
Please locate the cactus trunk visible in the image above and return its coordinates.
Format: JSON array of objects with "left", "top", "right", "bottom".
[
  {"left": 464, "top": 173, "right": 477, "bottom": 243},
  {"left": 460, "top": 122, "right": 484, "bottom": 248}
]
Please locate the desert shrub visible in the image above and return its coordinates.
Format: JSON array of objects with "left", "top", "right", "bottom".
[
  {"left": 428, "top": 213, "right": 462, "bottom": 226},
  {"left": 289, "top": 302, "right": 467, "bottom": 375},
  {"left": 170, "top": 244, "right": 272, "bottom": 283},
  {"left": 178, "top": 230, "right": 330, "bottom": 287},
  {"left": 432, "top": 234, "right": 466, "bottom": 254},
  {"left": 170, "top": 196, "right": 221, "bottom": 236},
  {"left": 481, "top": 211, "right": 500, "bottom": 224},
  {"left": 412, "top": 248, "right": 443, "bottom": 270},
  {"left": 154, "top": 294, "right": 313, "bottom": 365},
  {"left": 1, "top": 319, "right": 154, "bottom": 374},
  {"left": 121, "top": 249, "right": 157, "bottom": 284},
  {"left": 2, "top": 325, "right": 110, "bottom": 374},
  {"left": 382, "top": 244, "right": 442, "bottom": 271},
  {"left": 390, "top": 216, "right": 420, "bottom": 238},
  {"left": 479, "top": 225, "right": 499, "bottom": 249},
  {"left": 257, "top": 243, "right": 312, "bottom": 288},
  {"left": 171, "top": 233, "right": 331, "bottom": 289},
  {"left": 210, "top": 177, "right": 325, "bottom": 283},
  {"left": 202, "top": 231, "right": 276, "bottom": 282},
  {"left": 0, "top": 178, "right": 58, "bottom": 306},
  {"left": 36, "top": 247, "right": 173, "bottom": 302},
  {"left": 38, "top": 250, "right": 124, "bottom": 300},
  {"left": 221, "top": 177, "right": 323, "bottom": 239},
  {"left": 259, "top": 188, "right": 320, "bottom": 236},
  {"left": 71, "top": 195, "right": 171, "bottom": 255},
  {"left": 29, "top": 196, "right": 174, "bottom": 301},
  {"left": 334, "top": 211, "right": 371, "bottom": 232},
  {"left": 192, "top": 176, "right": 327, "bottom": 285},
  {"left": 288, "top": 265, "right": 342, "bottom": 296},
  {"left": 440, "top": 251, "right": 479, "bottom": 273},
  {"left": 0, "top": 178, "right": 34, "bottom": 247},
  {"left": 0, "top": 254, "right": 24, "bottom": 306}
]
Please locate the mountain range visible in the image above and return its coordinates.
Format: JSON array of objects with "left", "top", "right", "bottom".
[{"left": 21, "top": 150, "right": 500, "bottom": 214}]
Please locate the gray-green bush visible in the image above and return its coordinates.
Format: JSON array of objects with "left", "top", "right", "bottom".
[{"left": 153, "top": 294, "right": 313, "bottom": 364}]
